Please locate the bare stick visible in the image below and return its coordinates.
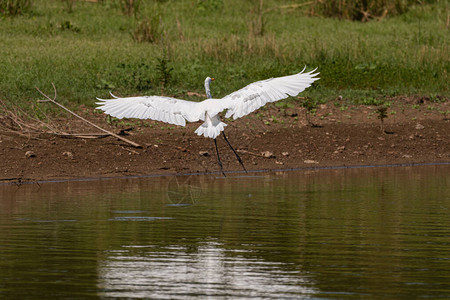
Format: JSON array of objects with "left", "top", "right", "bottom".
[
  {"left": 236, "top": 149, "right": 266, "bottom": 158},
  {"left": 36, "top": 84, "right": 142, "bottom": 148},
  {"left": 55, "top": 133, "right": 110, "bottom": 139}
]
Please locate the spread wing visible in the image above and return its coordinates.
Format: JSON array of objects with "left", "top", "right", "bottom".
[
  {"left": 222, "top": 67, "right": 319, "bottom": 120},
  {"left": 96, "top": 95, "right": 205, "bottom": 126}
]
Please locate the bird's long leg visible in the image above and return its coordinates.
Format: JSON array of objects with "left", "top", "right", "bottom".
[
  {"left": 222, "top": 131, "right": 248, "bottom": 173},
  {"left": 214, "top": 138, "right": 226, "bottom": 177}
]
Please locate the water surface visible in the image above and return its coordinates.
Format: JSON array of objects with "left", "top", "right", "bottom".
[{"left": 0, "top": 165, "right": 449, "bottom": 298}]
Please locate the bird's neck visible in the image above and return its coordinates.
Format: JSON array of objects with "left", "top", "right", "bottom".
[{"left": 205, "top": 82, "right": 212, "bottom": 99}]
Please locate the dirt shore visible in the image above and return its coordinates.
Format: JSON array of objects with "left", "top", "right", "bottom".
[{"left": 1, "top": 96, "right": 448, "bottom": 183}]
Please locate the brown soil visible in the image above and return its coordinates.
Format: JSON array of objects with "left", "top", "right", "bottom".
[{"left": 1, "top": 96, "right": 449, "bottom": 183}]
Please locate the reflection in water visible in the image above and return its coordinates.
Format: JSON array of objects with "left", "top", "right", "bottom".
[
  {"left": 166, "top": 175, "right": 203, "bottom": 206},
  {"left": 98, "top": 241, "right": 316, "bottom": 298},
  {"left": 0, "top": 165, "right": 449, "bottom": 299}
]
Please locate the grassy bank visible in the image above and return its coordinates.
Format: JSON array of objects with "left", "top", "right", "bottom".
[{"left": 0, "top": 0, "right": 448, "bottom": 110}]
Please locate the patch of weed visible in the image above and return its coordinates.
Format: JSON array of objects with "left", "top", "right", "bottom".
[{"left": 0, "top": 0, "right": 447, "bottom": 110}]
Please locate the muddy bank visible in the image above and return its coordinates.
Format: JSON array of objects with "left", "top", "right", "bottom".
[{"left": 1, "top": 98, "right": 448, "bottom": 183}]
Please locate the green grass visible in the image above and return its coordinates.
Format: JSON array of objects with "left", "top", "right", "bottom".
[{"left": 0, "top": 0, "right": 448, "bottom": 111}]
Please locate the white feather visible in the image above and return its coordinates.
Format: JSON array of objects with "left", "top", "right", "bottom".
[{"left": 96, "top": 68, "right": 319, "bottom": 138}]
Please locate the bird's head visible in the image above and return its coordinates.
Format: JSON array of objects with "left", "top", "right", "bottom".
[
  {"left": 204, "top": 77, "right": 215, "bottom": 99},
  {"left": 205, "top": 77, "right": 215, "bottom": 84}
]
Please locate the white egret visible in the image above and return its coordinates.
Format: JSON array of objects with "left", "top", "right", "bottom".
[{"left": 96, "top": 67, "right": 319, "bottom": 174}]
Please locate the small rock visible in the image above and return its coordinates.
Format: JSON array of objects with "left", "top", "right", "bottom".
[
  {"left": 275, "top": 161, "right": 284, "bottom": 165},
  {"left": 199, "top": 151, "right": 210, "bottom": 157},
  {"left": 415, "top": 123, "right": 425, "bottom": 130},
  {"left": 378, "top": 137, "right": 385, "bottom": 141},
  {"left": 261, "top": 151, "right": 275, "bottom": 158},
  {"left": 176, "top": 146, "right": 187, "bottom": 152},
  {"left": 334, "top": 146, "right": 345, "bottom": 154},
  {"left": 282, "top": 152, "right": 289, "bottom": 156},
  {"left": 304, "top": 159, "right": 319, "bottom": 164},
  {"left": 402, "top": 154, "right": 413, "bottom": 158},
  {"left": 62, "top": 151, "right": 74, "bottom": 159},
  {"left": 25, "top": 151, "right": 36, "bottom": 158}
]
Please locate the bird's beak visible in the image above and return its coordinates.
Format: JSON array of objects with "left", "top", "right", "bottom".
[{"left": 211, "top": 78, "right": 215, "bottom": 81}]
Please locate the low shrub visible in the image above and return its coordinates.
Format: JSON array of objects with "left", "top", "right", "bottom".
[{"left": 0, "top": 0, "right": 31, "bottom": 16}]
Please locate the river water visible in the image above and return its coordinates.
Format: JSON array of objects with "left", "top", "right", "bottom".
[{"left": 0, "top": 165, "right": 449, "bottom": 299}]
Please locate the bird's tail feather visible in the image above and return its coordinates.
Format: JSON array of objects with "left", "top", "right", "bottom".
[{"left": 194, "top": 118, "right": 227, "bottom": 139}]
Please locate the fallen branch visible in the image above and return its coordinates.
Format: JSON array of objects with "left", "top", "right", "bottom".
[
  {"left": 1, "top": 127, "right": 43, "bottom": 140},
  {"left": 36, "top": 84, "right": 142, "bottom": 148},
  {"left": 237, "top": 149, "right": 266, "bottom": 158},
  {"left": 55, "top": 133, "right": 110, "bottom": 139}
]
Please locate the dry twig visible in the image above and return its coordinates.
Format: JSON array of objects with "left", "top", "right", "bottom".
[
  {"left": 0, "top": 99, "right": 53, "bottom": 138},
  {"left": 36, "top": 84, "right": 142, "bottom": 148},
  {"left": 237, "top": 149, "right": 266, "bottom": 158}
]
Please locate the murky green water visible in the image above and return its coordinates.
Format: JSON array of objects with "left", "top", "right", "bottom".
[{"left": 0, "top": 165, "right": 449, "bottom": 299}]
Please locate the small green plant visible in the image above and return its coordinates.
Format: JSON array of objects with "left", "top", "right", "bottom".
[
  {"left": 106, "top": 115, "right": 117, "bottom": 126},
  {"left": 376, "top": 105, "right": 388, "bottom": 133},
  {"left": 270, "top": 115, "right": 280, "bottom": 123},
  {"left": 156, "top": 56, "right": 173, "bottom": 95},
  {"left": 255, "top": 112, "right": 264, "bottom": 119},
  {"left": 118, "top": 120, "right": 135, "bottom": 127},
  {"left": 59, "top": 20, "right": 80, "bottom": 33},
  {"left": 301, "top": 97, "right": 318, "bottom": 127},
  {"left": 360, "top": 97, "right": 384, "bottom": 106},
  {"left": 62, "top": 0, "right": 75, "bottom": 13},
  {"left": 120, "top": 0, "right": 141, "bottom": 17},
  {"left": 429, "top": 94, "right": 444, "bottom": 103},
  {"left": 132, "top": 17, "right": 162, "bottom": 43}
]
